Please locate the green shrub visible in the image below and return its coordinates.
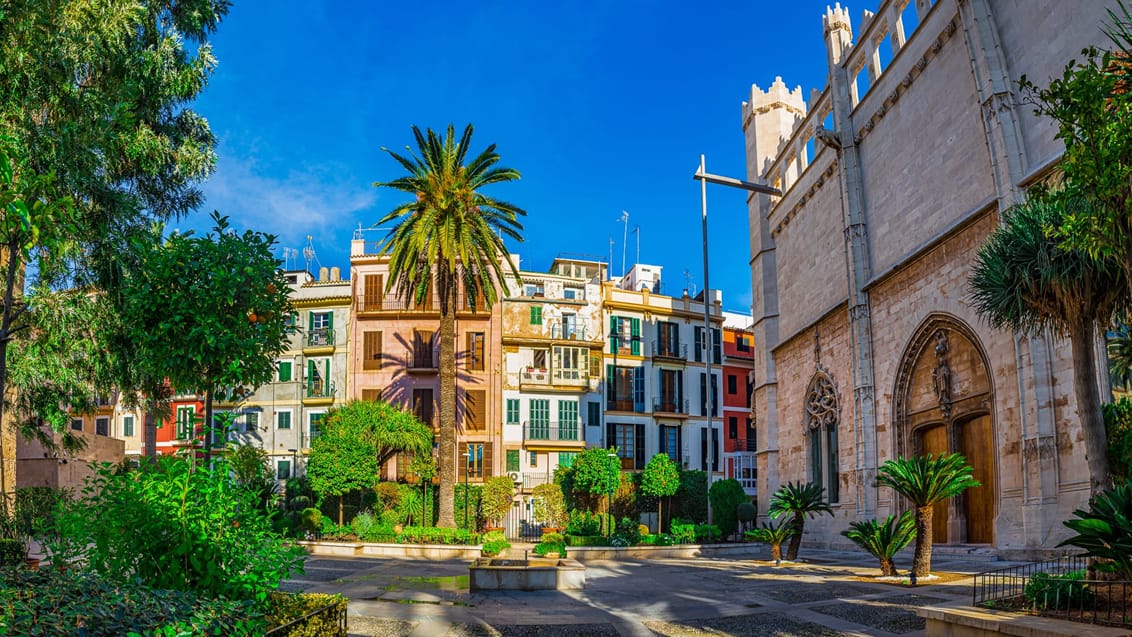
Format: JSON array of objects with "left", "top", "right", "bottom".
[
  {"left": 319, "top": 520, "right": 354, "bottom": 540},
  {"left": 482, "top": 534, "right": 511, "bottom": 557},
  {"left": 737, "top": 502, "right": 757, "bottom": 529},
  {"left": 481, "top": 476, "right": 515, "bottom": 528},
  {"left": 541, "top": 531, "right": 565, "bottom": 544},
  {"left": 301, "top": 507, "right": 323, "bottom": 534},
  {"left": 532, "top": 483, "right": 568, "bottom": 528},
  {"left": 1024, "top": 570, "right": 1093, "bottom": 610},
  {"left": 745, "top": 519, "right": 795, "bottom": 561},
  {"left": 708, "top": 479, "right": 749, "bottom": 539},
  {"left": 397, "top": 526, "right": 478, "bottom": 545},
  {"left": 455, "top": 483, "right": 482, "bottom": 531},
  {"left": 1058, "top": 483, "right": 1132, "bottom": 580},
  {"left": 47, "top": 457, "right": 304, "bottom": 602},
  {"left": 611, "top": 517, "right": 641, "bottom": 546},
  {"left": 533, "top": 541, "right": 566, "bottom": 556},
  {"left": 675, "top": 470, "right": 708, "bottom": 522},
  {"left": 0, "top": 538, "right": 24, "bottom": 566},
  {"left": 375, "top": 481, "right": 402, "bottom": 511},
  {"left": 639, "top": 534, "right": 658, "bottom": 545},
  {"left": 564, "top": 534, "right": 606, "bottom": 547},
  {"left": 670, "top": 519, "right": 696, "bottom": 544},
  {"left": 481, "top": 530, "right": 507, "bottom": 544},
  {"left": 655, "top": 533, "right": 678, "bottom": 546},
  {"left": 841, "top": 512, "right": 917, "bottom": 577},
  {"left": 264, "top": 592, "right": 348, "bottom": 637},
  {"left": 0, "top": 568, "right": 266, "bottom": 636},
  {"left": 566, "top": 510, "right": 602, "bottom": 535}
]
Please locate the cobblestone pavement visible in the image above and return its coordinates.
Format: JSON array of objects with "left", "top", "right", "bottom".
[{"left": 282, "top": 547, "right": 1014, "bottom": 637}]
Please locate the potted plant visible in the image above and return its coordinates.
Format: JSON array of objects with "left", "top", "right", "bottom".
[
  {"left": 481, "top": 476, "right": 515, "bottom": 532},
  {"left": 531, "top": 483, "right": 567, "bottom": 533},
  {"left": 481, "top": 530, "right": 510, "bottom": 557},
  {"left": 534, "top": 532, "right": 566, "bottom": 559}
]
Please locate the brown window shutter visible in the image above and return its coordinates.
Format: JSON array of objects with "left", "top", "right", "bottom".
[
  {"left": 475, "top": 334, "right": 485, "bottom": 370},
  {"left": 466, "top": 389, "right": 486, "bottom": 430},
  {"left": 465, "top": 332, "right": 474, "bottom": 371},
  {"left": 363, "top": 331, "right": 382, "bottom": 370},
  {"left": 364, "top": 274, "right": 383, "bottom": 310},
  {"left": 589, "top": 352, "right": 601, "bottom": 378},
  {"left": 483, "top": 442, "right": 493, "bottom": 479},
  {"left": 361, "top": 388, "right": 381, "bottom": 402}
]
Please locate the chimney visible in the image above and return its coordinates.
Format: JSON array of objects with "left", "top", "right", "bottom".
[
  {"left": 318, "top": 267, "right": 329, "bottom": 282},
  {"left": 330, "top": 266, "right": 341, "bottom": 281}
]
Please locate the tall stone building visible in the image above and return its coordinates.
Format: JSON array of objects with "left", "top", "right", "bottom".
[{"left": 743, "top": 0, "right": 1117, "bottom": 556}]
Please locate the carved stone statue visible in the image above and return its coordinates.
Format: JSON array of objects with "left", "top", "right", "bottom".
[{"left": 931, "top": 330, "right": 952, "bottom": 420}]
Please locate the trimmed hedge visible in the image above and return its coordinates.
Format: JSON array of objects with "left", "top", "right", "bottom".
[
  {"left": 0, "top": 538, "right": 24, "bottom": 566},
  {"left": 565, "top": 534, "right": 606, "bottom": 547}
]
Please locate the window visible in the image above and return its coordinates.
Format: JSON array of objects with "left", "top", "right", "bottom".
[
  {"left": 506, "top": 399, "right": 520, "bottom": 425},
  {"left": 176, "top": 407, "right": 195, "bottom": 440},
  {"left": 728, "top": 375, "right": 737, "bottom": 395},
  {"left": 530, "top": 306, "right": 542, "bottom": 325},
  {"left": 70, "top": 419, "right": 83, "bottom": 432},
  {"left": 693, "top": 327, "right": 722, "bottom": 363},
  {"left": 306, "top": 358, "right": 331, "bottom": 397},
  {"left": 466, "top": 332, "right": 485, "bottom": 371},
  {"left": 729, "top": 416, "right": 738, "bottom": 440},
  {"left": 806, "top": 372, "right": 840, "bottom": 504},
  {"left": 609, "top": 316, "right": 640, "bottom": 355},
  {"left": 362, "top": 388, "right": 382, "bottom": 402},
  {"left": 412, "top": 389, "right": 434, "bottom": 426},
  {"left": 529, "top": 399, "right": 550, "bottom": 439},
  {"left": 558, "top": 400, "right": 579, "bottom": 440},
  {"left": 277, "top": 459, "right": 291, "bottom": 480},
  {"left": 699, "top": 373, "right": 719, "bottom": 417},
  {"left": 659, "top": 425, "right": 681, "bottom": 463},
  {"left": 552, "top": 346, "right": 588, "bottom": 381},
  {"left": 506, "top": 449, "right": 520, "bottom": 472},
  {"left": 612, "top": 423, "right": 646, "bottom": 470},
  {"left": 276, "top": 410, "right": 292, "bottom": 430},
  {"left": 363, "top": 331, "right": 383, "bottom": 370},
  {"left": 412, "top": 330, "right": 434, "bottom": 367},
  {"left": 558, "top": 451, "right": 577, "bottom": 469},
  {"left": 657, "top": 369, "right": 683, "bottom": 412},
  {"left": 309, "top": 310, "right": 331, "bottom": 330},
  {"left": 656, "top": 321, "right": 680, "bottom": 357},
  {"left": 607, "top": 365, "right": 645, "bottom": 412},
  {"left": 736, "top": 334, "right": 751, "bottom": 352},
  {"left": 309, "top": 412, "right": 325, "bottom": 440},
  {"left": 363, "top": 273, "right": 383, "bottom": 310},
  {"left": 532, "top": 349, "right": 548, "bottom": 369},
  {"left": 466, "top": 443, "right": 485, "bottom": 479},
  {"left": 560, "top": 312, "right": 579, "bottom": 339},
  {"left": 465, "top": 389, "right": 486, "bottom": 430},
  {"left": 95, "top": 417, "right": 109, "bottom": 436},
  {"left": 277, "top": 360, "right": 293, "bottom": 382},
  {"left": 712, "top": 328, "right": 722, "bottom": 364},
  {"left": 123, "top": 415, "right": 135, "bottom": 437},
  {"left": 563, "top": 287, "right": 579, "bottom": 300},
  {"left": 246, "top": 412, "right": 260, "bottom": 432},
  {"left": 701, "top": 427, "right": 720, "bottom": 471},
  {"left": 529, "top": 451, "right": 538, "bottom": 468},
  {"left": 525, "top": 283, "right": 544, "bottom": 297},
  {"left": 587, "top": 401, "right": 601, "bottom": 427}
]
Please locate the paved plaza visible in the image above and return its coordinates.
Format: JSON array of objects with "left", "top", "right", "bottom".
[{"left": 282, "top": 547, "right": 1012, "bottom": 636}]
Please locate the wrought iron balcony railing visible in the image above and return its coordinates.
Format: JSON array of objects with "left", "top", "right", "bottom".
[
  {"left": 523, "top": 420, "right": 582, "bottom": 442},
  {"left": 651, "top": 340, "right": 687, "bottom": 360},
  {"left": 304, "top": 381, "right": 336, "bottom": 399},
  {"left": 653, "top": 398, "right": 689, "bottom": 414},
  {"left": 306, "top": 327, "right": 335, "bottom": 347}
]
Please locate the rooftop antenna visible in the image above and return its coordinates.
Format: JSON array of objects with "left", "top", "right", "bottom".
[
  {"left": 632, "top": 225, "right": 640, "bottom": 266},
  {"left": 618, "top": 211, "right": 630, "bottom": 277},
  {"left": 683, "top": 269, "right": 696, "bottom": 297},
  {"left": 608, "top": 237, "right": 615, "bottom": 282},
  {"left": 281, "top": 247, "right": 297, "bottom": 270},
  {"left": 302, "top": 235, "right": 319, "bottom": 274}
]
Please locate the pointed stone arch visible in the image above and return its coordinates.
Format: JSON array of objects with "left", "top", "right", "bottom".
[
  {"left": 892, "top": 313, "right": 997, "bottom": 544},
  {"left": 804, "top": 369, "right": 841, "bottom": 503}
]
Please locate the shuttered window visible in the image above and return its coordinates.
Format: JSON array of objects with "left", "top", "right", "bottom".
[
  {"left": 466, "top": 332, "right": 485, "bottom": 371},
  {"left": 361, "top": 388, "right": 382, "bottom": 402},
  {"left": 363, "top": 274, "right": 383, "bottom": 310},
  {"left": 363, "top": 331, "right": 383, "bottom": 370},
  {"left": 412, "top": 389, "right": 434, "bottom": 426},
  {"left": 466, "top": 389, "right": 486, "bottom": 430}
]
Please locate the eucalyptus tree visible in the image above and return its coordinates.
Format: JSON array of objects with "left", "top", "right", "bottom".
[{"left": 374, "top": 124, "right": 525, "bottom": 527}]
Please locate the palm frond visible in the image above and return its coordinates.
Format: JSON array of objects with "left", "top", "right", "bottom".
[
  {"left": 842, "top": 511, "right": 917, "bottom": 560},
  {"left": 876, "top": 453, "right": 981, "bottom": 507},
  {"left": 767, "top": 481, "right": 833, "bottom": 519}
]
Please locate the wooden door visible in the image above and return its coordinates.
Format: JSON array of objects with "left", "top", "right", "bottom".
[
  {"left": 919, "top": 424, "right": 949, "bottom": 544},
  {"left": 960, "top": 415, "right": 995, "bottom": 544}
]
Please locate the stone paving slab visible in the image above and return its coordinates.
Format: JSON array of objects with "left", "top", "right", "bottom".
[
  {"left": 644, "top": 612, "right": 849, "bottom": 636},
  {"left": 445, "top": 622, "right": 621, "bottom": 636},
  {"left": 810, "top": 594, "right": 949, "bottom": 634}
]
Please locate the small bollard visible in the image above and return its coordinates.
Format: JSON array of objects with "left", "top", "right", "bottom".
[
  {"left": 524, "top": 549, "right": 529, "bottom": 561},
  {"left": 909, "top": 571, "right": 917, "bottom": 586}
]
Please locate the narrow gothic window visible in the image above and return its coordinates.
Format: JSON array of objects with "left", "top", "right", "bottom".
[{"left": 805, "top": 373, "right": 840, "bottom": 503}]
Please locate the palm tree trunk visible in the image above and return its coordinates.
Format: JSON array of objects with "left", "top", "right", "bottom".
[
  {"left": 880, "top": 557, "right": 897, "bottom": 577},
  {"left": 770, "top": 542, "right": 782, "bottom": 562},
  {"left": 1069, "top": 319, "right": 1111, "bottom": 495},
  {"left": 913, "top": 505, "right": 933, "bottom": 577},
  {"left": 0, "top": 238, "right": 23, "bottom": 503},
  {"left": 785, "top": 512, "right": 804, "bottom": 560},
  {"left": 436, "top": 284, "right": 457, "bottom": 528}
]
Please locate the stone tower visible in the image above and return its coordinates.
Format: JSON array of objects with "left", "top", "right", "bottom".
[{"left": 741, "top": 77, "right": 806, "bottom": 180}]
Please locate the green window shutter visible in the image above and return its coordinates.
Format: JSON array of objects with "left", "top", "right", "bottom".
[
  {"left": 327, "top": 311, "right": 334, "bottom": 329},
  {"left": 307, "top": 360, "right": 315, "bottom": 384},
  {"left": 558, "top": 451, "right": 577, "bottom": 469},
  {"left": 506, "top": 449, "right": 520, "bottom": 472},
  {"left": 609, "top": 316, "right": 617, "bottom": 353},
  {"left": 325, "top": 359, "right": 331, "bottom": 389},
  {"left": 530, "top": 306, "right": 542, "bottom": 325},
  {"left": 308, "top": 311, "right": 315, "bottom": 331},
  {"left": 278, "top": 361, "right": 291, "bottom": 382},
  {"left": 506, "top": 399, "right": 520, "bottom": 424},
  {"left": 630, "top": 318, "right": 641, "bottom": 355}
]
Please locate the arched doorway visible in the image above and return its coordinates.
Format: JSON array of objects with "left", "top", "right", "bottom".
[{"left": 893, "top": 315, "right": 997, "bottom": 545}]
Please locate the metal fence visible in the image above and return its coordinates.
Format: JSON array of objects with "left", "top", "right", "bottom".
[
  {"left": 264, "top": 599, "right": 348, "bottom": 636},
  {"left": 973, "top": 555, "right": 1132, "bottom": 628}
]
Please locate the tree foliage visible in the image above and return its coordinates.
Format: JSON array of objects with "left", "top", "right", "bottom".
[
  {"left": 480, "top": 476, "right": 514, "bottom": 528},
  {"left": 1104, "top": 397, "right": 1132, "bottom": 482},
  {"left": 640, "top": 454, "right": 680, "bottom": 498},
  {"left": 571, "top": 447, "right": 621, "bottom": 499},
  {"left": 374, "top": 123, "right": 525, "bottom": 528},
  {"left": 1057, "top": 483, "right": 1132, "bottom": 580},
  {"left": 842, "top": 512, "right": 917, "bottom": 577},
  {"left": 674, "top": 470, "right": 709, "bottom": 523},
  {"left": 228, "top": 444, "right": 277, "bottom": 510},
  {"left": 531, "top": 482, "right": 567, "bottom": 528},
  {"left": 768, "top": 481, "right": 833, "bottom": 561},
  {"left": 708, "top": 479, "right": 750, "bottom": 539}
]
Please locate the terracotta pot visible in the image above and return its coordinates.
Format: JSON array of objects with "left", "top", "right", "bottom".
[
  {"left": 541, "top": 527, "right": 562, "bottom": 534},
  {"left": 405, "top": 475, "right": 420, "bottom": 485},
  {"left": 24, "top": 557, "right": 40, "bottom": 571}
]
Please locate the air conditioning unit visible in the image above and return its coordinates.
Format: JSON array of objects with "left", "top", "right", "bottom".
[{"left": 508, "top": 471, "right": 521, "bottom": 483}]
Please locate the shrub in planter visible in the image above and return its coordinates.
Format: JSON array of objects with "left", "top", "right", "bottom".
[
  {"left": 541, "top": 532, "right": 565, "bottom": 545},
  {"left": 481, "top": 476, "right": 515, "bottom": 529},
  {"left": 611, "top": 517, "right": 642, "bottom": 546},
  {"left": 47, "top": 457, "right": 304, "bottom": 602},
  {"left": 481, "top": 531, "right": 510, "bottom": 557},
  {"left": 655, "top": 533, "right": 678, "bottom": 546},
  {"left": 566, "top": 510, "right": 602, "bottom": 536},
  {"left": 565, "top": 534, "right": 605, "bottom": 547},
  {"left": 1024, "top": 570, "right": 1093, "bottom": 610},
  {"left": 670, "top": 519, "right": 697, "bottom": 544},
  {"left": 708, "top": 479, "right": 748, "bottom": 539},
  {"left": 397, "top": 526, "right": 477, "bottom": 545},
  {"left": 531, "top": 483, "right": 568, "bottom": 530},
  {"left": 302, "top": 507, "right": 324, "bottom": 534},
  {"left": 533, "top": 541, "right": 566, "bottom": 557}
]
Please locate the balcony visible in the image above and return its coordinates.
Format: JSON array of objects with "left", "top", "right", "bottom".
[
  {"left": 302, "top": 380, "right": 336, "bottom": 406},
  {"left": 407, "top": 353, "right": 438, "bottom": 374},
  {"left": 606, "top": 398, "right": 645, "bottom": 413},
  {"left": 651, "top": 340, "right": 687, "bottom": 362},
  {"left": 549, "top": 325, "right": 592, "bottom": 341},
  {"left": 356, "top": 296, "right": 436, "bottom": 314},
  {"left": 517, "top": 472, "right": 551, "bottom": 490},
  {"left": 305, "top": 327, "right": 335, "bottom": 352},
  {"left": 653, "top": 398, "right": 689, "bottom": 416},
  {"left": 520, "top": 367, "right": 589, "bottom": 389},
  {"left": 520, "top": 368, "right": 550, "bottom": 385},
  {"left": 522, "top": 421, "right": 583, "bottom": 446}
]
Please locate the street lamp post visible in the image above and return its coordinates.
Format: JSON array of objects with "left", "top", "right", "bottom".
[
  {"left": 607, "top": 451, "right": 619, "bottom": 536},
  {"left": 287, "top": 448, "right": 297, "bottom": 480},
  {"left": 461, "top": 451, "right": 470, "bottom": 530},
  {"left": 693, "top": 155, "right": 779, "bottom": 532}
]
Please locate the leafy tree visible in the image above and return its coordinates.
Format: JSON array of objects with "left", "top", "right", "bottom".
[
  {"left": 969, "top": 190, "right": 1126, "bottom": 493},
  {"left": 571, "top": 447, "right": 621, "bottom": 505},
  {"left": 674, "top": 470, "right": 709, "bottom": 523},
  {"left": 374, "top": 124, "right": 526, "bottom": 527},
  {"left": 708, "top": 479, "right": 750, "bottom": 539},
  {"left": 640, "top": 454, "right": 680, "bottom": 532},
  {"left": 480, "top": 476, "right": 514, "bottom": 529},
  {"left": 876, "top": 453, "right": 980, "bottom": 577},
  {"left": 768, "top": 481, "right": 833, "bottom": 561},
  {"left": 842, "top": 512, "right": 917, "bottom": 577},
  {"left": 1018, "top": 3, "right": 1132, "bottom": 299},
  {"left": 1103, "top": 398, "right": 1132, "bottom": 482},
  {"left": 110, "top": 213, "right": 292, "bottom": 462},
  {"left": 0, "top": 0, "right": 230, "bottom": 488},
  {"left": 531, "top": 483, "right": 567, "bottom": 529},
  {"left": 228, "top": 444, "right": 277, "bottom": 510},
  {"left": 306, "top": 399, "right": 432, "bottom": 525}
]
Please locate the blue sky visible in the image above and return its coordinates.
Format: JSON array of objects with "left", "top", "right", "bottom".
[{"left": 189, "top": 1, "right": 838, "bottom": 313}]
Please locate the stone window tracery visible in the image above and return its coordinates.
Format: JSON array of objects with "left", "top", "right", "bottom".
[{"left": 805, "top": 372, "right": 840, "bottom": 503}]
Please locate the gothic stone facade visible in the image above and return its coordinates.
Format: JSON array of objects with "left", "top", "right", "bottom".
[{"left": 744, "top": 0, "right": 1115, "bottom": 556}]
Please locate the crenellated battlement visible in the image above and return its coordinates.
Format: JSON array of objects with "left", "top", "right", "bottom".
[
  {"left": 823, "top": 2, "right": 853, "bottom": 35},
  {"left": 742, "top": 76, "right": 807, "bottom": 121}
]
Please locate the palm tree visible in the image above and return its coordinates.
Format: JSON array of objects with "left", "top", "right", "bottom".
[
  {"left": 768, "top": 481, "right": 833, "bottom": 561},
  {"left": 876, "top": 453, "right": 980, "bottom": 577},
  {"left": 969, "top": 189, "right": 1126, "bottom": 494},
  {"left": 842, "top": 511, "right": 916, "bottom": 577},
  {"left": 747, "top": 519, "right": 795, "bottom": 563},
  {"left": 375, "top": 124, "right": 525, "bottom": 528}
]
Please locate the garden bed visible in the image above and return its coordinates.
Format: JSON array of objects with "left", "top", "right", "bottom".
[{"left": 298, "top": 540, "right": 483, "bottom": 560}]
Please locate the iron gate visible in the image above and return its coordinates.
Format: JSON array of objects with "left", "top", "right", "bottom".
[{"left": 503, "top": 500, "right": 543, "bottom": 542}]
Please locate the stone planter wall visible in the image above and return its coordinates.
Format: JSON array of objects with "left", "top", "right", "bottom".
[
  {"left": 915, "top": 606, "right": 1132, "bottom": 637},
  {"left": 297, "top": 540, "right": 482, "bottom": 560}
]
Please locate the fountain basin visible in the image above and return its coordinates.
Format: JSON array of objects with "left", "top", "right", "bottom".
[{"left": 468, "top": 558, "right": 586, "bottom": 591}]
